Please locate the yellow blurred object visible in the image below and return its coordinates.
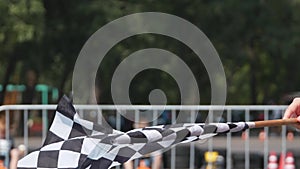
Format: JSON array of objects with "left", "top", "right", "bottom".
[
  {"left": 204, "top": 151, "right": 219, "bottom": 169},
  {"left": 205, "top": 151, "right": 219, "bottom": 163}
]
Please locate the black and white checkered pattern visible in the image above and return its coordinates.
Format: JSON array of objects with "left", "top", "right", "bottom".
[{"left": 17, "top": 96, "right": 251, "bottom": 169}]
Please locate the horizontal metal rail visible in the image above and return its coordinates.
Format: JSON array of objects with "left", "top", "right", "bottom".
[{"left": 0, "top": 104, "right": 288, "bottom": 111}]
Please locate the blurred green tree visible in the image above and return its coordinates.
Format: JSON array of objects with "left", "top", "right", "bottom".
[
  {"left": 0, "top": 0, "right": 44, "bottom": 104},
  {"left": 1, "top": 0, "right": 300, "bottom": 105}
]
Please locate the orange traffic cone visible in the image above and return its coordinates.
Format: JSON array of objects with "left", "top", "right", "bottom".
[
  {"left": 284, "top": 152, "right": 295, "bottom": 169},
  {"left": 259, "top": 130, "right": 266, "bottom": 141},
  {"left": 268, "top": 151, "right": 278, "bottom": 169},
  {"left": 287, "top": 132, "right": 294, "bottom": 141},
  {"left": 278, "top": 153, "right": 285, "bottom": 169},
  {"left": 0, "top": 159, "right": 7, "bottom": 169}
]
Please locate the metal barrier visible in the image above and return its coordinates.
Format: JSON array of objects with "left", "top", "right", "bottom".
[{"left": 0, "top": 104, "right": 295, "bottom": 169}]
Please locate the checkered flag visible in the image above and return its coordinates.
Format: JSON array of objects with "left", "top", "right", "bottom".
[{"left": 17, "top": 96, "right": 252, "bottom": 169}]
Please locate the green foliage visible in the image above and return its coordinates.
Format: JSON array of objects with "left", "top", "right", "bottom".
[
  {"left": 0, "top": 0, "right": 44, "bottom": 52},
  {"left": 1, "top": 0, "right": 300, "bottom": 104}
]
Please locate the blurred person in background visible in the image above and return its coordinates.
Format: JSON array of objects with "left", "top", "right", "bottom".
[
  {"left": 22, "top": 69, "right": 38, "bottom": 104},
  {"left": 0, "top": 112, "right": 22, "bottom": 169}
]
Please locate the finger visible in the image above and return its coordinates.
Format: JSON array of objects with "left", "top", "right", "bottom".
[
  {"left": 283, "top": 109, "right": 292, "bottom": 119},
  {"left": 283, "top": 98, "right": 300, "bottom": 119},
  {"left": 283, "top": 100, "right": 296, "bottom": 119},
  {"left": 290, "top": 116, "right": 300, "bottom": 129},
  {"left": 283, "top": 106, "right": 295, "bottom": 119}
]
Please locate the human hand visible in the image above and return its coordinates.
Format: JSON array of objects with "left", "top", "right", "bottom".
[{"left": 283, "top": 98, "right": 300, "bottom": 129}]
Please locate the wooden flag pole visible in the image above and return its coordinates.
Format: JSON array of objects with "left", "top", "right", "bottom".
[{"left": 253, "top": 118, "right": 298, "bottom": 128}]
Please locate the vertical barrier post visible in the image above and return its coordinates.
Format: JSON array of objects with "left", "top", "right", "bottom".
[
  {"left": 115, "top": 109, "right": 121, "bottom": 169},
  {"left": 189, "top": 110, "right": 196, "bottom": 169},
  {"left": 79, "top": 109, "right": 84, "bottom": 118},
  {"left": 24, "top": 109, "right": 29, "bottom": 155},
  {"left": 281, "top": 125, "right": 287, "bottom": 166},
  {"left": 42, "top": 109, "right": 47, "bottom": 141},
  {"left": 245, "top": 109, "right": 250, "bottom": 169},
  {"left": 97, "top": 109, "right": 102, "bottom": 125},
  {"left": 135, "top": 109, "right": 140, "bottom": 124},
  {"left": 133, "top": 109, "right": 140, "bottom": 169},
  {"left": 5, "top": 110, "right": 10, "bottom": 167},
  {"left": 226, "top": 109, "right": 232, "bottom": 169},
  {"left": 116, "top": 110, "right": 121, "bottom": 131},
  {"left": 208, "top": 110, "right": 213, "bottom": 152},
  {"left": 153, "top": 110, "right": 158, "bottom": 126},
  {"left": 171, "top": 109, "right": 176, "bottom": 169},
  {"left": 263, "top": 109, "right": 269, "bottom": 169}
]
